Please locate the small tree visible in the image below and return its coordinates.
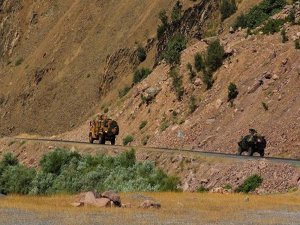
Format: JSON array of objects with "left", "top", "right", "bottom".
[
  {"left": 194, "top": 53, "right": 205, "bottom": 72},
  {"left": 187, "top": 63, "right": 196, "bottom": 82},
  {"left": 133, "top": 68, "right": 151, "bottom": 84},
  {"left": 220, "top": 0, "right": 237, "bottom": 21},
  {"left": 281, "top": 29, "right": 288, "bottom": 43},
  {"left": 123, "top": 135, "right": 134, "bottom": 146},
  {"left": 227, "top": 82, "right": 239, "bottom": 102},
  {"left": 203, "top": 70, "right": 214, "bottom": 90},
  {"left": 163, "top": 34, "right": 187, "bottom": 65},
  {"left": 137, "top": 46, "right": 147, "bottom": 62},
  {"left": 157, "top": 10, "right": 169, "bottom": 39},
  {"left": 171, "top": 1, "right": 183, "bottom": 23},
  {"left": 206, "top": 40, "right": 225, "bottom": 72}
]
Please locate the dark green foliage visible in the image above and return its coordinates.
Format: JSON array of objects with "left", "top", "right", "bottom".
[
  {"left": 139, "top": 120, "right": 148, "bottom": 130},
  {"left": 197, "top": 185, "right": 208, "bottom": 192},
  {"left": 187, "top": 63, "right": 196, "bottom": 82},
  {"left": 287, "top": 8, "right": 296, "bottom": 24},
  {"left": 170, "top": 67, "right": 184, "bottom": 100},
  {"left": 171, "top": 1, "right": 183, "bottom": 23},
  {"left": 206, "top": 40, "right": 225, "bottom": 72},
  {"left": 234, "top": 0, "right": 287, "bottom": 29},
  {"left": 261, "top": 19, "right": 286, "bottom": 34},
  {"left": 220, "top": 0, "right": 237, "bottom": 21},
  {"left": 189, "top": 96, "right": 197, "bottom": 113},
  {"left": 119, "top": 86, "right": 131, "bottom": 98},
  {"left": 236, "top": 174, "right": 263, "bottom": 193},
  {"left": 163, "top": 34, "right": 187, "bottom": 65},
  {"left": 227, "top": 82, "right": 239, "bottom": 102},
  {"left": 40, "top": 149, "right": 81, "bottom": 175},
  {"left": 142, "top": 135, "right": 150, "bottom": 146},
  {"left": 223, "top": 184, "right": 232, "bottom": 190},
  {"left": 123, "top": 135, "right": 134, "bottom": 146},
  {"left": 194, "top": 53, "right": 205, "bottom": 72},
  {"left": 137, "top": 46, "right": 147, "bottom": 62},
  {"left": 160, "top": 120, "right": 170, "bottom": 132},
  {"left": 281, "top": 28, "right": 288, "bottom": 43},
  {"left": 203, "top": 70, "right": 214, "bottom": 90},
  {"left": 1, "top": 153, "right": 19, "bottom": 167},
  {"left": 0, "top": 149, "right": 180, "bottom": 195},
  {"left": 15, "top": 57, "right": 24, "bottom": 66},
  {"left": 133, "top": 68, "right": 151, "bottom": 84},
  {"left": 295, "top": 39, "right": 300, "bottom": 49},
  {"left": 157, "top": 10, "right": 169, "bottom": 39}
]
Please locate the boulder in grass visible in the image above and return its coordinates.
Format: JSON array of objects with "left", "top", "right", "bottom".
[
  {"left": 102, "top": 190, "right": 121, "bottom": 207},
  {"left": 70, "top": 202, "right": 84, "bottom": 207},
  {"left": 84, "top": 192, "right": 97, "bottom": 205},
  {"left": 94, "top": 198, "right": 112, "bottom": 208},
  {"left": 139, "top": 200, "right": 161, "bottom": 209}
]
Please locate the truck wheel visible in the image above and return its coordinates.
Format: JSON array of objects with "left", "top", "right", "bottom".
[
  {"left": 248, "top": 148, "right": 254, "bottom": 156},
  {"left": 260, "top": 151, "right": 265, "bottom": 157},
  {"left": 111, "top": 137, "right": 116, "bottom": 145},
  {"left": 238, "top": 146, "right": 243, "bottom": 156},
  {"left": 99, "top": 135, "right": 106, "bottom": 145},
  {"left": 89, "top": 133, "right": 94, "bottom": 144}
]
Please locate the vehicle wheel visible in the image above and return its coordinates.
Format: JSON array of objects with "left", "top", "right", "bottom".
[
  {"left": 248, "top": 147, "right": 254, "bottom": 156},
  {"left": 260, "top": 151, "right": 265, "bottom": 157},
  {"left": 238, "top": 147, "right": 243, "bottom": 156},
  {"left": 99, "top": 135, "right": 106, "bottom": 145},
  {"left": 111, "top": 137, "right": 116, "bottom": 145},
  {"left": 89, "top": 133, "right": 94, "bottom": 144}
]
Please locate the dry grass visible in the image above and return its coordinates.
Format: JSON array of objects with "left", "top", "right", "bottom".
[{"left": 1, "top": 192, "right": 299, "bottom": 225}]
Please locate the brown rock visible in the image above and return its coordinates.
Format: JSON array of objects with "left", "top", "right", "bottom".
[
  {"left": 102, "top": 190, "right": 121, "bottom": 207},
  {"left": 94, "top": 198, "right": 111, "bottom": 208},
  {"left": 71, "top": 202, "right": 84, "bottom": 207},
  {"left": 139, "top": 200, "right": 161, "bottom": 209},
  {"left": 84, "top": 192, "right": 97, "bottom": 205}
]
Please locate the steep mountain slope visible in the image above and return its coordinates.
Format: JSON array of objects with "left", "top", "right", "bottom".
[{"left": 1, "top": 0, "right": 206, "bottom": 136}]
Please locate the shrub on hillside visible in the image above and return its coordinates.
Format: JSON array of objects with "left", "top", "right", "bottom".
[
  {"left": 236, "top": 174, "right": 263, "bottom": 193},
  {"left": 171, "top": 1, "right": 183, "bottom": 23},
  {"left": 203, "top": 70, "right": 214, "bottom": 90},
  {"left": 295, "top": 39, "right": 300, "bottom": 49},
  {"left": 139, "top": 120, "right": 148, "bottom": 130},
  {"left": 169, "top": 67, "right": 184, "bottom": 100},
  {"left": 118, "top": 86, "right": 131, "bottom": 98},
  {"left": 163, "top": 34, "right": 187, "bottom": 65},
  {"left": 233, "top": 0, "right": 287, "bottom": 30},
  {"left": 189, "top": 96, "right": 197, "bottom": 113},
  {"left": 137, "top": 46, "right": 147, "bottom": 62},
  {"left": 227, "top": 82, "right": 239, "bottom": 102},
  {"left": 220, "top": 0, "right": 237, "bottom": 21},
  {"left": 157, "top": 10, "right": 169, "bottom": 39},
  {"left": 133, "top": 68, "right": 151, "bottom": 84},
  {"left": 123, "top": 135, "right": 134, "bottom": 146},
  {"left": 186, "top": 63, "right": 196, "bottom": 82},
  {"left": 261, "top": 19, "right": 286, "bottom": 34},
  {"left": 205, "top": 40, "right": 225, "bottom": 72},
  {"left": 281, "top": 28, "right": 288, "bottom": 43},
  {"left": 194, "top": 53, "right": 205, "bottom": 72}
]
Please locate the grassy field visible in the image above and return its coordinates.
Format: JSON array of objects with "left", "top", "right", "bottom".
[{"left": 0, "top": 192, "right": 300, "bottom": 225}]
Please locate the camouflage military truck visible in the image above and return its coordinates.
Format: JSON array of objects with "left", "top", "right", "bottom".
[
  {"left": 89, "top": 116, "right": 119, "bottom": 145},
  {"left": 238, "top": 134, "right": 267, "bottom": 157}
]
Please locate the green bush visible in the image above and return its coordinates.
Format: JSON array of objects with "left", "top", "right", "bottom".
[
  {"left": 203, "top": 70, "right": 214, "bottom": 90},
  {"left": 228, "top": 82, "right": 239, "bottom": 102},
  {"left": 187, "top": 63, "right": 196, "bottom": 82},
  {"left": 295, "top": 39, "right": 300, "bottom": 49},
  {"left": 189, "top": 96, "right": 197, "bottom": 113},
  {"left": 197, "top": 185, "right": 208, "bottom": 193},
  {"left": 287, "top": 8, "right": 296, "bottom": 24},
  {"left": 1, "top": 153, "right": 19, "bottom": 167},
  {"left": 170, "top": 67, "right": 184, "bottom": 100},
  {"left": 236, "top": 174, "right": 263, "bottom": 193},
  {"left": 233, "top": 0, "right": 287, "bottom": 30},
  {"left": 194, "top": 53, "right": 205, "bottom": 72},
  {"left": 15, "top": 57, "right": 24, "bottom": 66},
  {"left": 123, "top": 135, "right": 134, "bottom": 146},
  {"left": 260, "top": 19, "right": 285, "bottom": 34},
  {"left": 157, "top": 10, "right": 169, "bottom": 39},
  {"left": 223, "top": 184, "right": 232, "bottom": 190},
  {"left": 281, "top": 28, "right": 288, "bottom": 43},
  {"left": 1, "top": 149, "right": 180, "bottom": 194},
  {"left": 206, "top": 40, "right": 225, "bottom": 72},
  {"left": 139, "top": 120, "right": 148, "bottom": 130},
  {"left": 163, "top": 34, "right": 187, "bottom": 65},
  {"left": 118, "top": 86, "right": 131, "bottom": 98},
  {"left": 160, "top": 120, "right": 170, "bottom": 132},
  {"left": 137, "top": 46, "right": 147, "bottom": 62},
  {"left": 142, "top": 135, "right": 150, "bottom": 146},
  {"left": 133, "top": 68, "right": 151, "bottom": 84},
  {"left": 171, "top": 1, "right": 183, "bottom": 23},
  {"left": 220, "top": 0, "right": 237, "bottom": 21}
]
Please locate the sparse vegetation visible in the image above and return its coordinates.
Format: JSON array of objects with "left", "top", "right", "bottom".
[
  {"left": 133, "top": 68, "right": 151, "bottom": 84},
  {"left": 142, "top": 135, "right": 150, "bottom": 146},
  {"left": 281, "top": 28, "right": 288, "bottom": 43},
  {"left": 220, "top": 0, "right": 237, "bottom": 21},
  {"left": 189, "top": 96, "right": 197, "bottom": 113},
  {"left": 197, "top": 185, "right": 208, "bottom": 193},
  {"left": 139, "top": 120, "right": 148, "bottom": 130},
  {"left": 261, "top": 19, "right": 286, "bottom": 34},
  {"left": 118, "top": 86, "right": 131, "bottom": 98},
  {"left": 194, "top": 53, "right": 205, "bottom": 72},
  {"left": 203, "top": 70, "right": 214, "bottom": 90},
  {"left": 236, "top": 174, "right": 263, "bottom": 193},
  {"left": 123, "top": 135, "right": 134, "bottom": 146},
  {"left": 233, "top": 0, "right": 287, "bottom": 30},
  {"left": 170, "top": 67, "right": 184, "bottom": 100},
  {"left": 187, "top": 63, "right": 196, "bottom": 82},
  {"left": 160, "top": 120, "right": 170, "bottom": 132},
  {"left": 137, "top": 46, "right": 147, "bottom": 62},
  {"left": 227, "top": 82, "right": 239, "bottom": 103},
  {"left": 163, "top": 34, "right": 187, "bottom": 65},
  {"left": 262, "top": 102, "right": 269, "bottom": 111},
  {"left": 157, "top": 10, "right": 169, "bottom": 39},
  {"left": 0, "top": 150, "right": 180, "bottom": 195},
  {"left": 15, "top": 57, "right": 24, "bottom": 66},
  {"left": 287, "top": 8, "right": 296, "bottom": 24},
  {"left": 171, "top": 1, "right": 183, "bottom": 23},
  {"left": 223, "top": 184, "right": 232, "bottom": 190}
]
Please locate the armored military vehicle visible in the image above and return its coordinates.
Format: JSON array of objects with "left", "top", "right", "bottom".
[
  {"left": 89, "top": 116, "right": 119, "bottom": 145},
  {"left": 238, "top": 134, "right": 266, "bottom": 157}
]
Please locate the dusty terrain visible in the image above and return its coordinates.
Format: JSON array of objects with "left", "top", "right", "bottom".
[{"left": 0, "top": 192, "right": 300, "bottom": 225}]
